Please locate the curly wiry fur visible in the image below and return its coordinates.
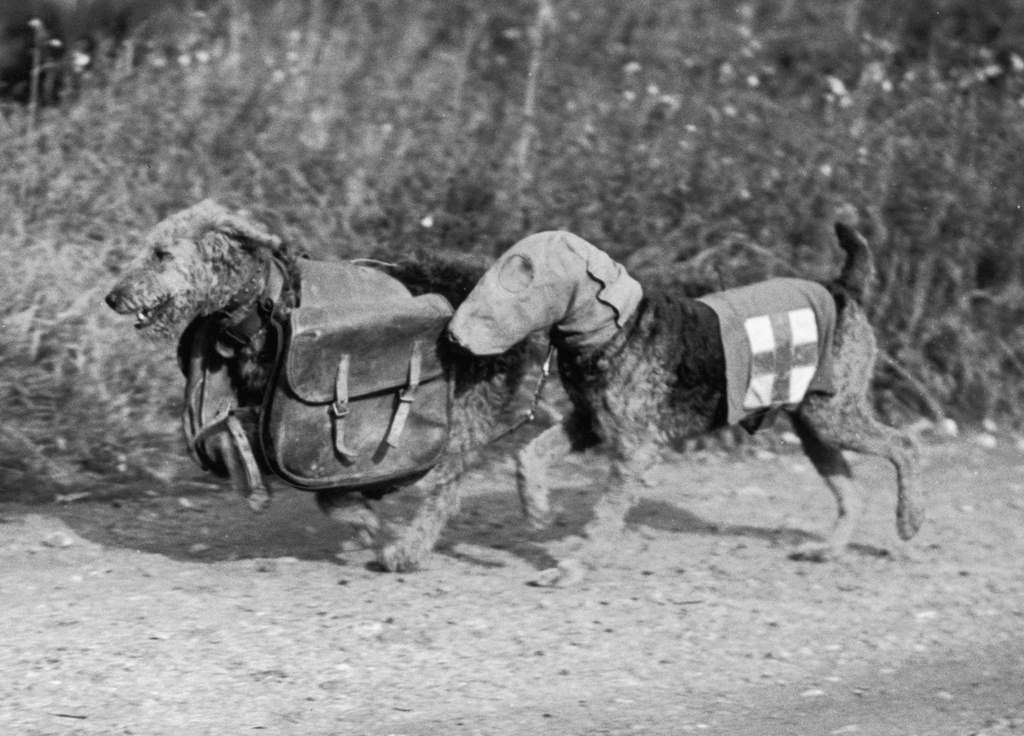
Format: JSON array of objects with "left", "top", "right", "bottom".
[
  {"left": 454, "top": 224, "right": 923, "bottom": 584},
  {"left": 106, "top": 200, "right": 531, "bottom": 571}
]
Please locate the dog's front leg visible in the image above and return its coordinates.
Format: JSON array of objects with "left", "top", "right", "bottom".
[
  {"left": 516, "top": 422, "right": 573, "bottom": 529},
  {"left": 583, "top": 444, "right": 656, "bottom": 539},
  {"left": 375, "top": 461, "right": 463, "bottom": 572},
  {"left": 316, "top": 490, "right": 383, "bottom": 551},
  {"left": 533, "top": 442, "right": 657, "bottom": 588}
]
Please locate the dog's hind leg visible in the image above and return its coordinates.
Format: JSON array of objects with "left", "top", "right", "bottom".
[
  {"left": 795, "top": 394, "right": 924, "bottom": 555},
  {"left": 788, "top": 412, "right": 864, "bottom": 560},
  {"left": 516, "top": 423, "right": 573, "bottom": 529}
]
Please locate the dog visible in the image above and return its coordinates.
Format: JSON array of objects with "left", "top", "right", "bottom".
[
  {"left": 105, "top": 199, "right": 534, "bottom": 571},
  {"left": 448, "top": 224, "right": 924, "bottom": 584}
]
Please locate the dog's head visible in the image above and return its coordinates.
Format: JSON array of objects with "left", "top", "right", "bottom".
[
  {"left": 104, "top": 200, "right": 283, "bottom": 340},
  {"left": 448, "top": 230, "right": 642, "bottom": 355}
]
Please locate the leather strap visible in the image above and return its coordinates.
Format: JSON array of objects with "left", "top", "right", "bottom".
[
  {"left": 191, "top": 411, "right": 270, "bottom": 512},
  {"left": 225, "top": 414, "right": 270, "bottom": 512},
  {"left": 386, "top": 339, "right": 423, "bottom": 447},
  {"left": 331, "top": 353, "right": 358, "bottom": 460},
  {"left": 486, "top": 343, "right": 557, "bottom": 443}
]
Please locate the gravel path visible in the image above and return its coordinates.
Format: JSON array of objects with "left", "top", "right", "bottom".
[{"left": 2, "top": 439, "right": 1022, "bottom": 735}]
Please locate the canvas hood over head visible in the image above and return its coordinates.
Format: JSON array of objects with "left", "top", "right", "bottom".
[{"left": 448, "top": 231, "right": 643, "bottom": 355}]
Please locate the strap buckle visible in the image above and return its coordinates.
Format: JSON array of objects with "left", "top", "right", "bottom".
[
  {"left": 332, "top": 353, "right": 358, "bottom": 461},
  {"left": 329, "top": 400, "right": 350, "bottom": 418}
]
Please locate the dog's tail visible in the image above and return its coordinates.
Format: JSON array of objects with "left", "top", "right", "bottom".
[{"left": 833, "top": 222, "right": 874, "bottom": 304}]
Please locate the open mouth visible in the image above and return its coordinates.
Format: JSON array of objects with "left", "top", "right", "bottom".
[{"left": 134, "top": 298, "right": 172, "bottom": 329}]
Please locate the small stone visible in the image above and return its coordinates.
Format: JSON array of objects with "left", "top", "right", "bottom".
[
  {"left": 973, "top": 433, "right": 997, "bottom": 449},
  {"left": 780, "top": 431, "right": 801, "bottom": 445},
  {"left": 982, "top": 418, "right": 998, "bottom": 433},
  {"left": 938, "top": 418, "right": 959, "bottom": 437},
  {"left": 187, "top": 543, "right": 211, "bottom": 554},
  {"left": 41, "top": 531, "right": 75, "bottom": 548},
  {"left": 54, "top": 491, "right": 92, "bottom": 504},
  {"left": 914, "top": 609, "right": 938, "bottom": 621},
  {"left": 354, "top": 621, "right": 385, "bottom": 638},
  {"left": 800, "top": 688, "right": 826, "bottom": 697}
]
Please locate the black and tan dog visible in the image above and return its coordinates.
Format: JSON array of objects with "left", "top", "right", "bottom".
[{"left": 449, "top": 225, "right": 923, "bottom": 584}]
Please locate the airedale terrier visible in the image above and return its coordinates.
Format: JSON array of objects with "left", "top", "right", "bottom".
[
  {"left": 105, "top": 200, "right": 532, "bottom": 571},
  {"left": 449, "top": 224, "right": 924, "bottom": 584}
]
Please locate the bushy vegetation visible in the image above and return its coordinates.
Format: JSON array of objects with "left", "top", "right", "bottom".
[{"left": 3, "top": 0, "right": 1024, "bottom": 492}]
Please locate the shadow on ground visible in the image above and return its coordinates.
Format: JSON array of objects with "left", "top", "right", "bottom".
[{"left": 0, "top": 472, "right": 841, "bottom": 570}]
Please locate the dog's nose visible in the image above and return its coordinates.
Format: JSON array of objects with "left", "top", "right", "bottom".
[
  {"left": 104, "top": 290, "right": 121, "bottom": 311},
  {"left": 446, "top": 324, "right": 465, "bottom": 347}
]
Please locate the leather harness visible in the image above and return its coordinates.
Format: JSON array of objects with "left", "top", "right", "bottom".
[{"left": 183, "top": 257, "right": 552, "bottom": 509}]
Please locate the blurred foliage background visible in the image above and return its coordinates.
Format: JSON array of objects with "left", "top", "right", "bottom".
[{"left": 2, "top": 0, "right": 1024, "bottom": 494}]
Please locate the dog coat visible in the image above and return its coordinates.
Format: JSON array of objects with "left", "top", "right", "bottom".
[{"left": 698, "top": 278, "right": 836, "bottom": 426}]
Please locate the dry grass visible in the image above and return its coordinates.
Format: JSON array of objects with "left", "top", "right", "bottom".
[{"left": 3, "top": 0, "right": 1024, "bottom": 492}]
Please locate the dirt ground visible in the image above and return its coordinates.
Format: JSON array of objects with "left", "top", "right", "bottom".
[{"left": 2, "top": 434, "right": 1023, "bottom": 736}]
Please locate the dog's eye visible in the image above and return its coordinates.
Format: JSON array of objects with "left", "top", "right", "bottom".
[
  {"left": 153, "top": 248, "right": 172, "bottom": 262},
  {"left": 498, "top": 254, "right": 534, "bottom": 293}
]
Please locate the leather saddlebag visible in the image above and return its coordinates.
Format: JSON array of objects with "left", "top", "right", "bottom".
[{"left": 261, "top": 292, "right": 454, "bottom": 490}]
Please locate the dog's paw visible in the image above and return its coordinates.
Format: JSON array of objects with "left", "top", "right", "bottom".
[
  {"left": 788, "top": 542, "right": 842, "bottom": 563},
  {"left": 531, "top": 558, "right": 587, "bottom": 587},
  {"left": 376, "top": 542, "right": 426, "bottom": 573},
  {"left": 338, "top": 529, "right": 375, "bottom": 552}
]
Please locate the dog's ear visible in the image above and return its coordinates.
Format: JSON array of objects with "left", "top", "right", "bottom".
[
  {"left": 562, "top": 234, "right": 642, "bottom": 327},
  {"left": 213, "top": 212, "right": 283, "bottom": 253}
]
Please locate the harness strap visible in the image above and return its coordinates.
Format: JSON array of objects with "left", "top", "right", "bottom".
[
  {"left": 331, "top": 353, "right": 358, "bottom": 461},
  {"left": 488, "top": 343, "right": 557, "bottom": 443},
  {"left": 191, "top": 410, "right": 270, "bottom": 512},
  {"left": 225, "top": 415, "right": 271, "bottom": 512},
  {"left": 385, "top": 339, "right": 423, "bottom": 447},
  {"left": 216, "top": 257, "right": 290, "bottom": 350}
]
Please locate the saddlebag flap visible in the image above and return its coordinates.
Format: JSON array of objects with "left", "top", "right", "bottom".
[{"left": 262, "top": 293, "right": 454, "bottom": 490}]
